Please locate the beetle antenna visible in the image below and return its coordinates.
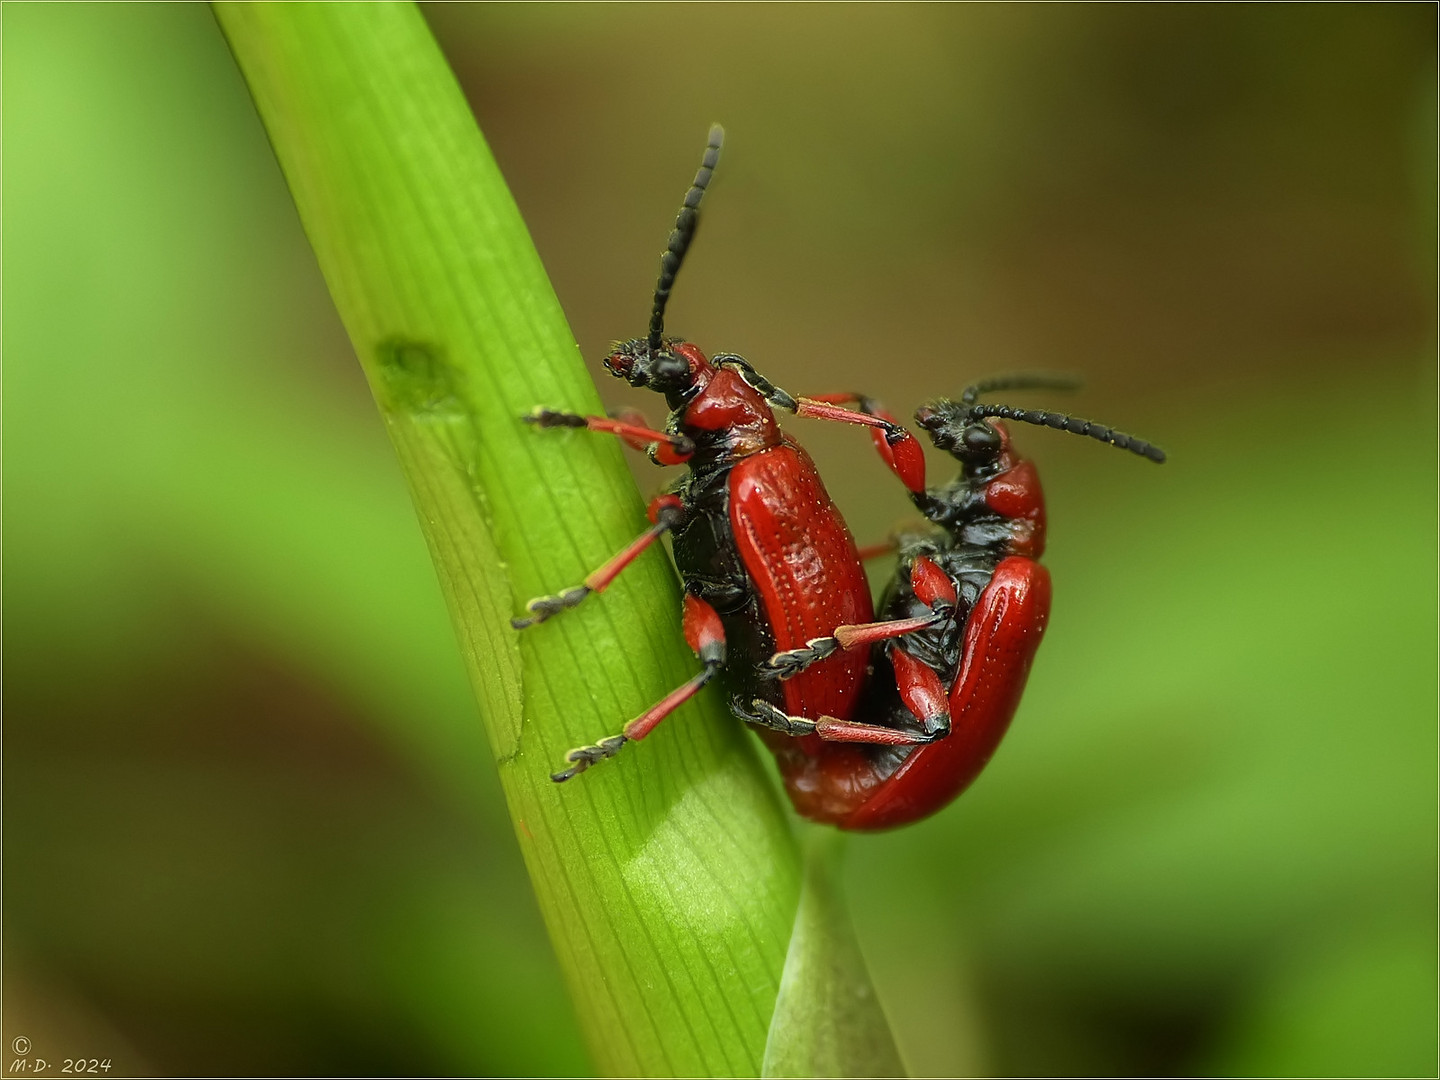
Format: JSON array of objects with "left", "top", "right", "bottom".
[
  {"left": 964, "top": 402, "right": 1167, "bottom": 463},
  {"left": 960, "top": 374, "right": 1081, "bottom": 405},
  {"left": 648, "top": 124, "right": 725, "bottom": 352}
]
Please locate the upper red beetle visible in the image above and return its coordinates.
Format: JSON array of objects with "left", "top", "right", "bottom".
[{"left": 513, "top": 125, "right": 937, "bottom": 780}]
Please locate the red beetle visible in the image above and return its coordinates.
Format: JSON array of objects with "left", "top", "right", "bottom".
[
  {"left": 746, "top": 380, "right": 1165, "bottom": 829},
  {"left": 514, "top": 126, "right": 936, "bottom": 780}
]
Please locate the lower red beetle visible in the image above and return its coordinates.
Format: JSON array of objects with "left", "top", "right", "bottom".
[{"left": 740, "top": 378, "right": 1164, "bottom": 829}]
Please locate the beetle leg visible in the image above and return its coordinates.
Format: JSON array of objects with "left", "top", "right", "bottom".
[
  {"left": 607, "top": 406, "right": 698, "bottom": 467},
  {"left": 814, "top": 715, "right": 943, "bottom": 745},
  {"left": 513, "top": 495, "right": 686, "bottom": 629},
  {"left": 552, "top": 595, "right": 725, "bottom": 781},
  {"left": 762, "top": 611, "right": 946, "bottom": 679},
  {"left": 790, "top": 393, "right": 928, "bottom": 494},
  {"left": 762, "top": 637, "right": 840, "bottom": 679},
  {"left": 708, "top": 362, "right": 928, "bottom": 490},
  {"left": 736, "top": 697, "right": 941, "bottom": 746},
  {"left": 763, "top": 555, "right": 962, "bottom": 678},
  {"left": 730, "top": 697, "right": 818, "bottom": 738},
  {"left": 908, "top": 555, "right": 959, "bottom": 607},
  {"left": 793, "top": 394, "right": 899, "bottom": 429},
  {"left": 524, "top": 407, "right": 695, "bottom": 465},
  {"left": 890, "top": 646, "right": 951, "bottom": 738},
  {"left": 855, "top": 538, "right": 899, "bottom": 561},
  {"left": 795, "top": 392, "right": 899, "bottom": 425}
]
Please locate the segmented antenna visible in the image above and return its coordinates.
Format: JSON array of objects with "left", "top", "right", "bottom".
[
  {"left": 648, "top": 124, "right": 725, "bottom": 351},
  {"left": 960, "top": 374, "right": 1081, "bottom": 405},
  {"left": 964, "top": 402, "right": 1166, "bottom": 463}
]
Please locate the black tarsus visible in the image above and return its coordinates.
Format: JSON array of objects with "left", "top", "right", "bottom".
[
  {"left": 524, "top": 408, "right": 588, "bottom": 429},
  {"left": 551, "top": 735, "right": 628, "bottom": 783},
  {"left": 648, "top": 124, "right": 725, "bottom": 352}
]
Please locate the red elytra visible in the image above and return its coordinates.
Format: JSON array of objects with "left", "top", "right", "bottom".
[{"left": 725, "top": 439, "right": 874, "bottom": 721}]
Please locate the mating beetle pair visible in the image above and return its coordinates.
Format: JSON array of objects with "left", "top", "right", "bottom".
[{"left": 513, "top": 126, "right": 1164, "bottom": 830}]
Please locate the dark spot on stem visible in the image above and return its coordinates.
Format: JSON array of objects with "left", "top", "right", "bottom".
[{"left": 375, "top": 336, "right": 461, "bottom": 414}]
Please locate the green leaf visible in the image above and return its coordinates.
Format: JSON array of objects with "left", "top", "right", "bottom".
[
  {"left": 211, "top": 3, "right": 809, "bottom": 1074},
  {"left": 764, "top": 829, "right": 906, "bottom": 1079}
]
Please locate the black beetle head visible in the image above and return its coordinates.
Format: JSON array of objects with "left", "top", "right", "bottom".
[
  {"left": 915, "top": 400, "right": 1006, "bottom": 467},
  {"left": 603, "top": 338, "right": 698, "bottom": 394},
  {"left": 920, "top": 375, "right": 1167, "bottom": 466}
]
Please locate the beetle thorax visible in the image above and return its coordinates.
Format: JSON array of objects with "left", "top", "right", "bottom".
[{"left": 681, "top": 366, "right": 783, "bottom": 458}]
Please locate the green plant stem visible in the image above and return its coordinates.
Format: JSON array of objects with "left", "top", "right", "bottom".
[{"left": 213, "top": 3, "right": 802, "bottom": 1074}]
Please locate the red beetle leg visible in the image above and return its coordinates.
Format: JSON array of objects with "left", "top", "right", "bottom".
[
  {"left": 764, "top": 611, "right": 942, "bottom": 679},
  {"left": 607, "top": 406, "right": 663, "bottom": 453},
  {"left": 792, "top": 397, "right": 897, "bottom": 429},
  {"left": 512, "top": 495, "right": 686, "bottom": 629},
  {"left": 890, "top": 646, "right": 950, "bottom": 736},
  {"left": 832, "top": 612, "right": 945, "bottom": 651},
  {"left": 813, "top": 718, "right": 934, "bottom": 745},
  {"left": 739, "top": 698, "right": 937, "bottom": 746},
  {"left": 649, "top": 442, "right": 692, "bottom": 467},
  {"left": 855, "top": 538, "right": 899, "bottom": 562},
  {"left": 552, "top": 594, "right": 726, "bottom": 782},
  {"left": 791, "top": 394, "right": 926, "bottom": 493},
  {"left": 909, "top": 555, "right": 958, "bottom": 608},
  {"left": 584, "top": 494, "right": 686, "bottom": 592},
  {"left": 796, "top": 392, "right": 900, "bottom": 426},
  {"left": 763, "top": 557, "right": 955, "bottom": 677},
  {"left": 525, "top": 407, "right": 695, "bottom": 464},
  {"left": 877, "top": 428, "right": 927, "bottom": 494},
  {"left": 607, "top": 407, "right": 691, "bottom": 465}
]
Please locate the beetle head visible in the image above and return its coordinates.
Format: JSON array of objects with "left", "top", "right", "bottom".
[
  {"left": 917, "top": 374, "right": 1167, "bottom": 467},
  {"left": 915, "top": 401, "right": 1008, "bottom": 470},
  {"left": 603, "top": 338, "right": 705, "bottom": 394}
]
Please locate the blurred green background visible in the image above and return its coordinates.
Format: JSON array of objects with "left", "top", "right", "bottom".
[{"left": 6, "top": 3, "right": 1434, "bottom": 1076}]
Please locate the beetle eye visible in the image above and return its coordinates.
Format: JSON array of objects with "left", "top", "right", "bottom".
[
  {"left": 961, "top": 423, "right": 1002, "bottom": 458},
  {"left": 653, "top": 353, "right": 689, "bottom": 383}
]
